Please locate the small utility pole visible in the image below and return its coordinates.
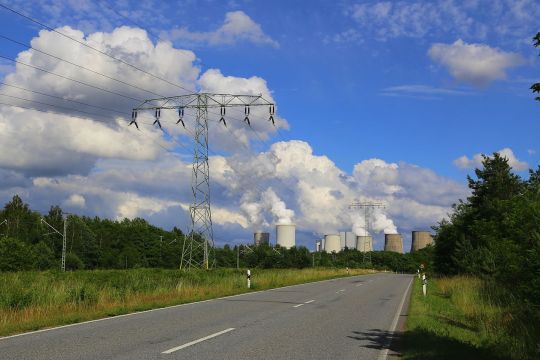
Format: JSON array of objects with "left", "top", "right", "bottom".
[
  {"left": 236, "top": 245, "right": 240, "bottom": 269},
  {"left": 62, "top": 217, "right": 67, "bottom": 271}
]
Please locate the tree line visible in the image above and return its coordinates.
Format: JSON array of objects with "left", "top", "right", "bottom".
[{"left": 0, "top": 194, "right": 431, "bottom": 272}]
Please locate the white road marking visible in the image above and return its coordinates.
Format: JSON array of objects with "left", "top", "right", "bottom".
[
  {"left": 162, "top": 328, "right": 235, "bottom": 354},
  {"left": 293, "top": 303, "right": 304, "bottom": 308},
  {"left": 377, "top": 277, "right": 413, "bottom": 360},
  {"left": 356, "top": 284, "right": 363, "bottom": 287},
  {"left": 304, "top": 300, "right": 315, "bottom": 304},
  {"left": 336, "top": 289, "right": 346, "bottom": 293}
]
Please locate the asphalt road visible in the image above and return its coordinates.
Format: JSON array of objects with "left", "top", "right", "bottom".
[{"left": 0, "top": 273, "right": 413, "bottom": 360}]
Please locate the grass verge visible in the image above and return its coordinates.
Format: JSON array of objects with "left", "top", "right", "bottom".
[
  {"left": 402, "top": 276, "right": 539, "bottom": 360},
  {"left": 0, "top": 267, "right": 373, "bottom": 336}
]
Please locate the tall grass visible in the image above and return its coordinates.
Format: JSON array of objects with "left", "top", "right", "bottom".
[
  {"left": 0, "top": 267, "right": 372, "bottom": 336},
  {"left": 403, "top": 276, "right": 539, "bottom": 359}
]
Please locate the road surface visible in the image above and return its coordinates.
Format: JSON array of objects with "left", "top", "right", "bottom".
[{"left": 0, "top": 273, "right": 413, "bottom": 360}]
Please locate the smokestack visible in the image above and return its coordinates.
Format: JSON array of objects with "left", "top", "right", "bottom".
[
  {"left": 410, "top": 231, "right": 434, "bottom": 252},
  {"left": 384, "top": 234, "right": 403, "bottom": 253},
  {"left": 356, "top": 236, "right": 373, "bottom": 252},
  {"left": 276, "top": 224, "right": 295, "bottom": 249},
  {"left": 254, "top": 232, "right": 270, "bottom": 246}
]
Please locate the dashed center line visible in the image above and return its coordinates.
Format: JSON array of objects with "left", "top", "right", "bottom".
[
  {"left": 336, "top": 289, "right": 346, "bottom": 293},
  {"left": 162, "top": 328, "right": 235, "bottom": 354},
  {"left": 356, "top": 284, "right": 363, "bottom": 287},
  {"left": 293, "top": 299, "right": 316, "bottom": 308}
]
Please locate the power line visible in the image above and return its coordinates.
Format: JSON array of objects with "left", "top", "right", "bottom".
[
  {"left": 0, "top": 3, "right": 193, "bottom": 94},
  {"left": 0, "top": 93, "right": 119, "bottom": 120},
  {"left": 0, "top": 100, "right": 145, "bottom": 126},
  {"left": 0, "top": 82, "right": 126, "bottom": 115},
  {"left": 0, "top": 54, "right": 142, "bottom": 102},
  {"left": 0, "top": 34, "right": 165, "bottom": 99},
  {"left": 100, "top": 1, "right": 161, "bottom": 41}
]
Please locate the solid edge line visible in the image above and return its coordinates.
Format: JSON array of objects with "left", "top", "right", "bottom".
[
  {"left": 0, "top": 273, "right": 378, "bottom": 341},
  {"left": 377, "top": 276, "right": 413, "bottom": 360},
  {"left": 162, "top": 328, "right": 235, "bottom": 354}
]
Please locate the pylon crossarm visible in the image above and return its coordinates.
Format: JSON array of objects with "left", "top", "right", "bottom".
[{"left": 133, "top": 93, "right": 274, "bottom": 111}]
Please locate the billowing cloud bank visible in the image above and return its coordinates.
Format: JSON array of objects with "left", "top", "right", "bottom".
[{"left": 0, "top": 25, "right": 468, "bottom": 250}]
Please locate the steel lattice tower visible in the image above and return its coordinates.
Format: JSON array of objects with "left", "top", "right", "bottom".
[
  {"left": 133, "top": 93, "right": 275, "bottom": 269},
  {"left": 349, "top": 200, "right": 386, "bottom": 264}
]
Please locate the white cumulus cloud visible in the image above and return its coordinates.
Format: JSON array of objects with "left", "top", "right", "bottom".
[
  {"left": 428, "top": 39, "right": 524, "bottom": 86},
  {"left": 63, "top": 194, "right": 86, "bottom": 208},
  {"left": 163, "top": 11, "right": 278, "bottom": 48}
]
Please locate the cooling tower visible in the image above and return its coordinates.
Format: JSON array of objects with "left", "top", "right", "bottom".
[
  {"left": 384, "top": 234, "right": 403, "bottom": 253},
  {"left": 315, "top": 240, "right": 321, "bottom": 252},
  {"left": 276, "top": 224, "right": 295, "bottom": 249},
  {"left": 253, "top": 232, "right": 270, "bottom": 246},
  {"left": 324, "top": 234, "right": 341, "bottom": 253},
  {"left": 411, "top": 231, "right": 434, "bottom": 252},
  {"left": 356, "top": 236, "right": 373, "bottom": 252}
]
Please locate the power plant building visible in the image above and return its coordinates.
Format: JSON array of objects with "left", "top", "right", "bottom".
[
  {"left": 384, "top": 234, "right": 403, "bottom": 253},
  {"left": 276, "top": 224, "right": 295, "bottom": 249},
  {"left": 339, "top": 231, "right": 356, "bottom": 250},
  {"left": 253, "top": 232, "right": 270, "bottom": 246},
  {"left": 324, "top": 234, "right": 341, "bottom": 253},
  {"left": 411, "top": 231, "right": 434, "bottom": 252}
]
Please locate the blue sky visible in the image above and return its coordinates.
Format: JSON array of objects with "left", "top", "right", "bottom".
[{"left": 0, "top": 0, "right": 539, "bottom": 249}]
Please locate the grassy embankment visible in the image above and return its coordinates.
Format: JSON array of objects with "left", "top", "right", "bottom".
[
  {"left": 0, "top": 267, "right": 372, "bottom": 336},
  {"left": 402, "top": 276, "right": 539, "bottom": 360}
]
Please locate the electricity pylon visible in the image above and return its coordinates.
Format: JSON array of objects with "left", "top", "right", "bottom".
[
  {"left": 41, "top": 216, "right": 68, "bottom": 271},
  {"left": 0, "top": 219, "right": 7, "bottom": 238},
  {"left": 349, "top": 200, "right": 386, "bottom": 264},
  {"left": 133, "top": 93, "right": 275, "bottom": 269}
]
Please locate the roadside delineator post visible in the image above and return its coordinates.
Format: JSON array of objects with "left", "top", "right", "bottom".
[
  {"left": 247, "top": 269, "right": 251, "bottom": 289},
  {"left": 422, "top": 273, "right": 427, "bottom": 296}
]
